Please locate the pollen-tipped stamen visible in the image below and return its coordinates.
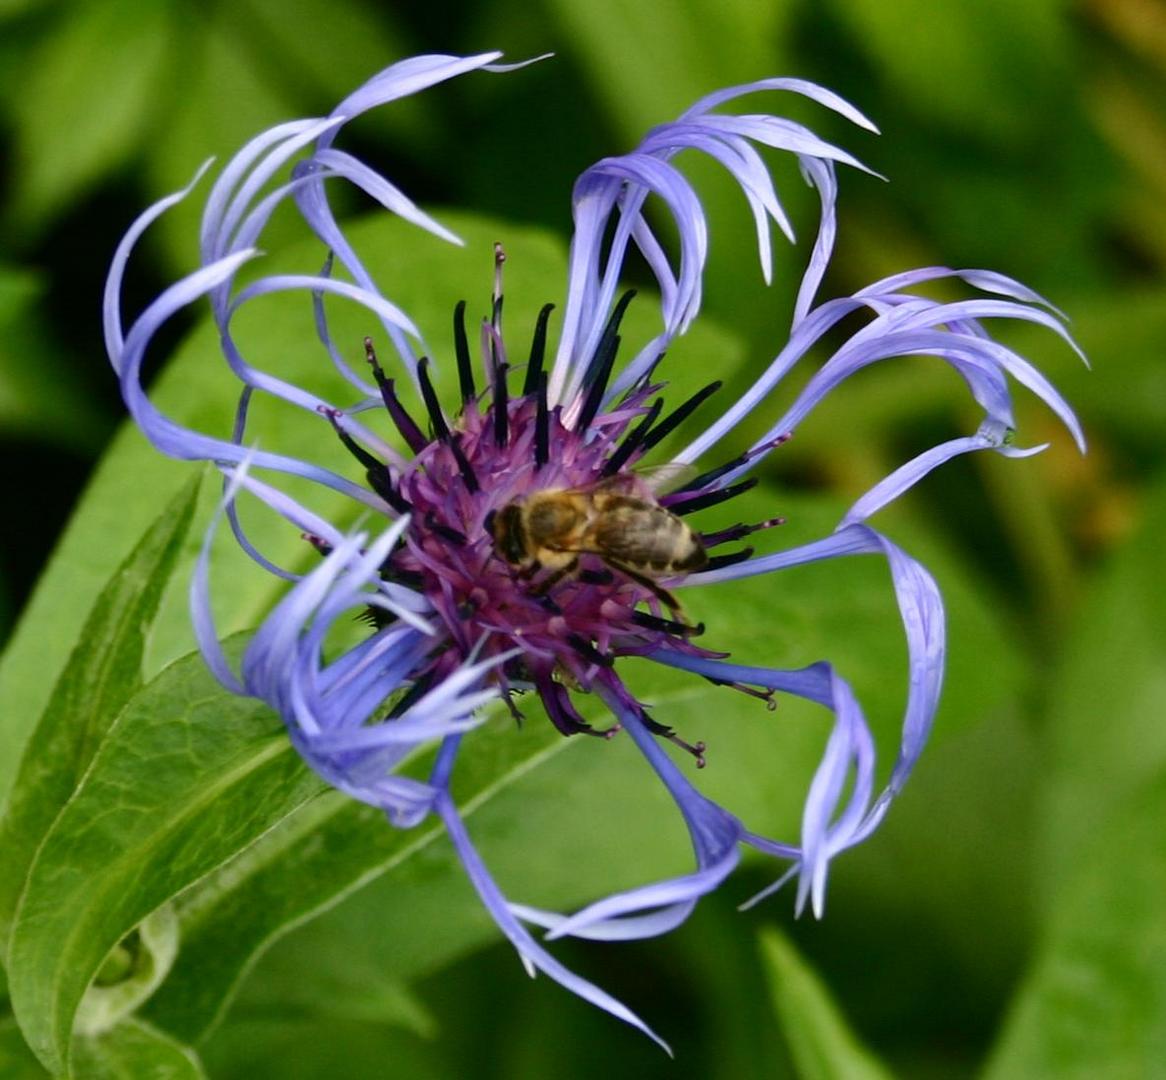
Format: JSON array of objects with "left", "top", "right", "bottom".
[
  {"left": 365, "top": 338, "right": 428, "bottom": 452},
  {"left": 700, "top": 517, "right": 786, "bottom": 547}
]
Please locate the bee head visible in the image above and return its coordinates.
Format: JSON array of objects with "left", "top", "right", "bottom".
[{"left": 487, "top": 503, "right": 529, "bottom": 566}]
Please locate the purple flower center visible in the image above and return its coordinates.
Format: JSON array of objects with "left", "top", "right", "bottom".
[{"left": 324, "top": 287, "right": 780, "bottom": 762}]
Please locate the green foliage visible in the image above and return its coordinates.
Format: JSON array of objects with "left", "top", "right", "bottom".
[
  {"left": 0, "top": 0, "right": 1162, "bottom": 1076},
  {"left": 760, "top": 928, "right": 894, "bottom": 1080}
]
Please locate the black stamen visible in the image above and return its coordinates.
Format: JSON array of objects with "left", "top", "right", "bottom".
[
  {"left": 700, "top": 517, "right": 785, "bottom": 548},
  {"left": 320, "top": 407, "right": 384, "bottom": 473},
  {"left": 302, "top": 532, "right": 333, "bottom": 557},
  {"left": 639, "top": 380, "right": 722, "bottom": 454},
  {"left": 702, "top": 676, "right": 778, "bottom": 710},
  {"left": 631, "top": 610, "right": 705, "bottom": 637},
  {"left": 367, "top": 467, "right": 412, "bottom": 515},
  {"left": 523, "top": 303, "right": 555, "bottom": 396},
  {"left": 534, "top": 372, "right": 549, "bottom": 468},
  {"left": 387, "top": 673, "right": 436, "bottom": 719},
  {"left": 566, "top": 635, "right": 613, "bottom": 668},
  {"left": 576, "top": 290, "right": 636, "bottom": 433},
  {"left": 425, "top": 513, "right": 467, "bottom": 546},
  {"left": 416, "top": 357, "right": 450, "bottom": 442},
  {"left": 450, "top": 435, "right": 479, "bottom": 493},
  {"left": 676, "top": 451, "right": 753, "bottom": 493},
  {"left": 381, "top": 563, "right": 425, "bottom": 589},
  {"left": 703, "top": 547, "right": 754, "bottom": 572},
  {"left": 578, "top": 567, "right": 615, "bottom": 585},
  {"left": 677, "top": 435, "right": 791, "bottom": 494},
  {"left": 453, "top": 301, "right": 475, "bottom": 402},
  {"left": 493, "top": 356, "right": 509, "bottom": 448},
  {"left": 365, "top": 338, "right": 428, "bottom": 452},
  {"left": 640, "top": 709, "right": 706, "bottom": 768},
  {"left": 600, "top": 398, "right": 664, "bottom": 477},
  {"left": 668, "top": 478, "right": 758, "bottom": 516}
]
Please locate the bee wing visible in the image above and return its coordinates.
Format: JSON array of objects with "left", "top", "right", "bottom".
[{"left": 635, "top": 462, "right": 699, "bottom": 494}]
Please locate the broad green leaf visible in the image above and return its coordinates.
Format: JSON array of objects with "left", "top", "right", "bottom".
[
  {"left": 0, "top": 264, "right": 109, "bottom": 451},
  {"left": 760, "top": 928, "right": 894, "bottom": 1080},
  {"left": 1036, "top": 472, "right": 1166, "bottom": 902},
  {"left": 0, "top": 475, "right": 201, "bottom": 950},
  {"left": 7, "top": 0, "right": 172, "bottom": 232},
  {"left": 73, "top": 1018, "right": 206, "bottom": 1080},
  {"left": 0, "top": 210, "right": 744, "bottom": 804},
  {"left": 6, "top": 645, "right": 322, "bottom": 1076},
  {"left": 984, "top": 771, "right": 1166, "bottom": 1079}
]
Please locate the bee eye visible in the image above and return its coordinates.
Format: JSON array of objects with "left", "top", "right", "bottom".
[{"left": 483, "top": 509, "right": 497, "bottom": 536}]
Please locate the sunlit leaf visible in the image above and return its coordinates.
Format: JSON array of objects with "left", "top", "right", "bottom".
[
  {"left": 0, "top": 475, "right": 200, "bottom": 950},
  {"left": 6, "top": 644, "right": 322, "bottom": 1076}
]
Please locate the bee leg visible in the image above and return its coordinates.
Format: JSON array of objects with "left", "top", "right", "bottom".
[
  {"left": 608, "top": 562, "right": 688, "bottom": 622},
  {"left": 516, "top": 560, "right": 542, "bottom": 581},
  {"left": 532, "top": 557, "right": 579, "bottom": 597}
]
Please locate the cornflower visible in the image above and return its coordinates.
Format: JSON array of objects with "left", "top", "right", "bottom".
[{"left": 104, "top": 52, "right": 1083, "bottom": 1049}]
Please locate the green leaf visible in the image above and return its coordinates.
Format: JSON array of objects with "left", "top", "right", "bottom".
[
  {"left": 1036, "top": 472, "right": 1166, "bottom": 902},
  {"left": 0, "top": 475, "right": 201, "bottom": 950},
  {"left": 0, "top": 1017, "right": 46, "bottom": 1079},
  {"left": 827, "top": 0, "right": 1070, "bottom": 145},
  {"left": 6, "top": 645, "right": 322, "bottom": 1076},
  {"left": 73, "top": 1018, "right": 206, "bottom": 1080},
  {"left": 760, "top": 928, "right": 894, "bottom": 1080},
  {"left": 0, "top": 1015, "right": 206, "bottom": 1079},
  {"left": 7, "top": 0, "right": 172, "bottom": 232},
  {"left": 984, "top": 771, "right": 1166, "bottom": 1079}
]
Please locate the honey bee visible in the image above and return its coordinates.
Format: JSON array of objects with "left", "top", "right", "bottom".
[{"left": 486, "top": 477, "right": 707, "bottom": 613}]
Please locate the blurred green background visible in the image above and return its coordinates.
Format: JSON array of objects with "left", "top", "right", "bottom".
[{"left": 2, "top": 0, "right": 1164, "bottom": 1077}]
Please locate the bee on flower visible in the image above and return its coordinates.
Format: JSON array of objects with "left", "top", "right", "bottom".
[{"left": 104, "top": 51, "right": 1083, "bottom": 1050}]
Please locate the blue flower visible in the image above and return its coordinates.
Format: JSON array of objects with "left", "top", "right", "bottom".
[{"left": 104, "top": 52, "right": 1084, "bottom": 1050}]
